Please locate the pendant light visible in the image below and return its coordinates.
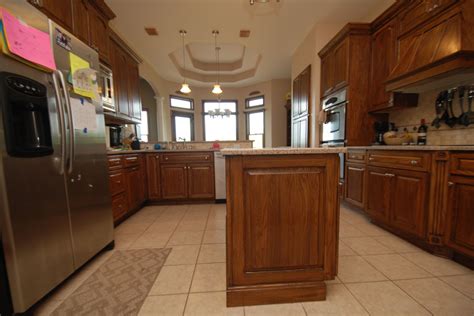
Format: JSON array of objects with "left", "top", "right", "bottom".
[
  {"left": 179, "top": 30, "right": 191, "bottom": 94},
  {"left": 211, "top": 30, "right": 223, "bottom": 95}
]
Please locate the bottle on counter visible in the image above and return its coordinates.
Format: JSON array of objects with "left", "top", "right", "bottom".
[{"left": 417, "top": 119, "right": 428, "bottom": 145}]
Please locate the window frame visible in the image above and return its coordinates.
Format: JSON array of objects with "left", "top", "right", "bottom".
[
  {"left": 201, "top": 99, "right": 239, "bottom": 142},
  {"left": 138, "top": 108, "right": 149, "bottom": 142},
  {"left": 246, "top": 109, "right": 265, "bottom": 148},
  {"left": 170, "top": 95, "right": 194, "bottom": 110},
  {"left": 245, "top": 95, "right": 265, "bottom": 109},
  {"left": 171, "top": 110, "right": 195, "bottom": 141}
]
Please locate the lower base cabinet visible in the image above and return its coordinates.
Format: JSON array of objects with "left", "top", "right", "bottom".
[
  {"left": 187, "top": 164, "right": 215, "bottom": 199},
  {"left": 161, "top": 164, "right": 188, "bottom": 200},
  {"left": 445, "top": 176, "right": 474, "bottom": 257}
]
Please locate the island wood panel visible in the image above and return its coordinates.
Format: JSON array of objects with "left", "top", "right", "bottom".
[{"left": 226, "top": 154, "right": 339, "bottom": 306}]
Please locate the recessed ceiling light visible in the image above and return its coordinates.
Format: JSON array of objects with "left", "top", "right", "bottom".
[
  {"left": 240, "top": 30, "right": 251, "bottom": 38},
  {"left": 144, "top": 27, "right": 159, "bottom": 36}
]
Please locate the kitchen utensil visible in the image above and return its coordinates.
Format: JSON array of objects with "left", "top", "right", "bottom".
[
  {"left": 432, "top": 90, "right": 448, "bottom": 128},
  {"left": 445, "top": 88, "right": 457, "bottom": 128},
  {"left": 467, "top": 86, "right": 474, "bottom": 126},
  {"left": 457, "top": 86, "right": 468, "bottom": 126}
]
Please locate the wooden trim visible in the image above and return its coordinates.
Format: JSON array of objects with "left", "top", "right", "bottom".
[
  {"left": 227, "top": 282, "right": 326, "bottom": 307},
  {"left": 88, "top": 0, "right": 116, "bottom": 20},
  {"left": 370, "top": 0, "right": 410, "bottom": 31},
  {"left": 109, "top": 29, "right": 143, "bottom": 63},
  {"left": 318, "top": 23, "right": 371, "bottom": 58}
]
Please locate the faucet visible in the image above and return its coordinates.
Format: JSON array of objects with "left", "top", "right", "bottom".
[{"left": 178, "top": 137, "right": 186, "bottom": 150}]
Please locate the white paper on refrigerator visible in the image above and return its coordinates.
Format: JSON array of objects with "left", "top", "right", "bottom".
[{"left": 69, "top": 97, "right": 97, "bottom": 131}]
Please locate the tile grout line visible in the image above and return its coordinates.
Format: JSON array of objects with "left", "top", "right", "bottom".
[
  {"left": 340, "top": 283, "right": 372, "bottom": 315},
  {"left": 182, "top": 205, "right": 212, "bottom": 316},
  {"left": 435, "top": 275, "right": 474, "bottom": 301},
  {"left": 390, "top": 279, "right": 435, "bottom": 315}
]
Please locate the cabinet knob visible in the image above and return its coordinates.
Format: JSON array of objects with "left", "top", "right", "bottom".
[
  {"left": 410, "top": 160, "right": 419, "bottom": 165},
  {"left": 368, "top": 157, "right": 375, "bottom": 161},
  {"left": 448, "top": 182, "right": 454, "bottom": 187},
  {"left": 205, "top": 156, "right": 209, "bottom": 160},
  {"left": 165, "top": 157, "right": 169, "bottom": 160},
  {"left": 384, "top": 173, "right": 395, "bottom": 177}
]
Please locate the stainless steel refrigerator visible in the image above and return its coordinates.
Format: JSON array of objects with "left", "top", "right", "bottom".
[{"left": 0, "top": 0, "right": 114, "bottom": 313}]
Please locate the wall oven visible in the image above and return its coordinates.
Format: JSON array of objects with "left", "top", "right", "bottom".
[
  {"left": 321, "top": 89, "right": 347, "bottom": 180},
  {"left": 321, "top": 89, "right": 347, "bottom": 145}
]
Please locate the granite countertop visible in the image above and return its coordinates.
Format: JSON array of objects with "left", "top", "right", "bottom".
[
  {"left": 348, "top": 145, "right": 474, "bottom": 151},
  {"left": 107, "top": 148, "right": 217, "bottom": 155},
  {"left": 220, "top": 147, "right": 346, "bottom": 156}
]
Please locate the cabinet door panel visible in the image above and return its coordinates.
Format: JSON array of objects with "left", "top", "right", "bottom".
[
  {"left": 127, "top": 58, "right": 142, "bottom": 120},
  {"left": 320, "top": 54, "right": 334, "bottom": 97},
  {"left": 292, "top": 77, "right": 301, "bottom": 118},
  {"left": 125, "top": 167, "right": 141, "bottom": 211},
  {"left": 89, "top": 8, "right": 110, "bottom": 63},
  {"left": 333, "top": 39, "right": 349, "bottom": 90},
  {"left": 299, "top": 67, "right": 310, "bottom": 115},
  {"left": 370, "top": 19, "right": 398, "bottom": 109},
  {"left": 390, "top": 170, "right": 428, "bottom": 237},
  {"left": 72, "top": 0, "right": 90, "bottom": 44},
  {"left": 345, "top": 163, "right": 365, "bottom": 208},
  {"left": 146, "top": 154, "right": 161, "bottom": 200},
  {"left": 31, "top": 0, "right": 73, "bottom": 30},
  {"left": 366, "top": 167, "right": 391, "bottom": 223},
  {"left": 161, "top": 164, "right": 188, "bottom": 200},
  {"left": 187, "top": 164, "right": 215, "bottom": 199},
  {"left": 446, "top": 176, "right": 474, "bottom": 257}
]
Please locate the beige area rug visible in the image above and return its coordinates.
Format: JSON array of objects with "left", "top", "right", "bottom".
[{"left": 51, "top": 248, "right": 171, "bottom": 316}]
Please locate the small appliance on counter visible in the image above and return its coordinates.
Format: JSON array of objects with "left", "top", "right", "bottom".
[
  {"left": 108, "top": 125, "right": 123, "bottom": 148},
  {"left": 373, "top": 121, "right": 389, "bottom": 145}
]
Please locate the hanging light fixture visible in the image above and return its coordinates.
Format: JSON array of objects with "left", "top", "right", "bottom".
[
  {"left": 211, "top": 30, "right": 223, "bottom": 95},
  {"left": 179, "top": 30, "right": 191, "bottom": 94}
]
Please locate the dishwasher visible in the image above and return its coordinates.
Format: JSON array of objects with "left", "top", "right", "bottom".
[{"left": 214, "top": 151, "right": 226, "bottom": 202}]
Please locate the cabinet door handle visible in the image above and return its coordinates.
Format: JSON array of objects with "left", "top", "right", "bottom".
[
  {"left": 368, "top": 157, "right": 375, "bottom": 161},
  {"left": 448, "top": 182, "right": 454, "bottom": 187},
  {"left": 384, "top": 173, "right": 395, "bottom": 177},
  {"left": 205, "top": 156, "right": 209, "bottom": 160},
  {"left": 156, "top": 155, "right": 160, "bottom": 159},
  {"left": 126, "top": 157, "right": 138, "bottom": 161},
  {"left": 349, "top": 167, "right": 364, "bottom": 172}
]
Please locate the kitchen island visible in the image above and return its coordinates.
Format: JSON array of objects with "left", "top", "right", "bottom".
[{"left": 222, "top": 147, "right": 345, "bottom": 307}]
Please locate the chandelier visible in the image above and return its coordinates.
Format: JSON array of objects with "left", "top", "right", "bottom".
[
  {"left": 211, "top": 30, "right": 223, "bottom": 95},
  {"left": 208, "top": 97, "right": 232, "bottom": 118},
  {"left": 179, "top": 30, "right": 191, "bottom": 94}
]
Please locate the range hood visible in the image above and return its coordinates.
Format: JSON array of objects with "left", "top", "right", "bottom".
[{"left": 386, "top": 1, "right": 474, "bottom": 93}]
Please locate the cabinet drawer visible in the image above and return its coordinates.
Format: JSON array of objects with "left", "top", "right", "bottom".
[
  {"left": 450, "top": 153, "right": 474, "bottom": 176},
  {"left": 161, "top": 152, "right": 213, "bottom": 164},
  {"left": 111, "top": 193, "right": 128, "bottom": 222},
  {"left": 109, "top": 171, "right": 125, "bottom": 196},
  {"left": 123, "top": 154, "right": 140, "bottom": 167},
  {"left": 347, "top": 150, "right": 366, "bottom": 163},
  {"left": 108, "top": 156, "right": 123, "bottom": 170},
  {"left": 367, "top": 151, "right": 431, "bottom": 171}
]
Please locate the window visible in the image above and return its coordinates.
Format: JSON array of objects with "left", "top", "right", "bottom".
[
  {"left": 137, "top": 109, "right": 149, "bottom": 142},
  {"left": 246, "top": 96, "right": 264, "bottom": 108},
  {"left": 247, "top": 110, "right": 265, "bottom": 148},
  {"left": 245, "top": 96, "right": 265, "bottom": 148},
  {"left": 171, "top": 111, "right": 194, "bottom": 141},
  {"left": 170, "top": 95, "right": 193, "bottom": 110},
  {"left": 203, "top": 100, "right": 238, "bottom": 141}
]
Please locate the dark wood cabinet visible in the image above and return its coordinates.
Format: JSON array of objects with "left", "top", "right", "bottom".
[
  {"left": 125, "top": 166, "right": 142, "bottom": 210},
  {"left": 291, "top": 66, "right": 310, "bottom": 147},
  {"left": 319, "top": 38, "right": 349, "bottom": 98},
  {"left": 445, "top": 176, "right": 474, "bottom": 258},
  {"left": 72, "top": 0, "right": 90, "bottom": 44},
  {"left": 146, "top": 154, "right": 161, "bottom": 200},
  {"left": 88, "top": 7, "right": 110, "bottom": 63},
  {"left": 370, "top": 18, "right": 398, "bottom": 110},
  {"left": 390, "top": 169, "right": 428, "bottom": 238},
  {"left": 160, "top": 164, "right": 189, "bottom": 200},
  {"left": 366, "top": 167, "right": 392, "bottom": 222},
  {"left": 345, "top": 162, "right": 366, "bottom": 208},
  {"left": 109, "top": 34, "right": 142, "bottom": 122},
  {"left": 320, "top": 54, "right": 334, "bottom": 97},
  {"left": 30, "top": 0, "right": 73, "bottom": 31},
  {"left": 187, "top": 164, "right": 215, "bottom": 199}
]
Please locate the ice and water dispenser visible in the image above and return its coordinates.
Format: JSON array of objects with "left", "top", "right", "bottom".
[{"left": 0, "top": 72, "right": 53, "bottom": 157}]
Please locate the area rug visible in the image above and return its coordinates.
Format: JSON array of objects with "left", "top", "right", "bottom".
[{"left": 51, "top": 248, "right": 171, "bottom": 316}]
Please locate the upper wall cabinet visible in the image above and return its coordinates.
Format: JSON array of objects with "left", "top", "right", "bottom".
[
  {"left": 319, "top": 38, "right": 349, "bottom": 98},
  {"left": 29, "top": 0, "right": 73, "bottom": 30},
  {"left": 386, "top": 0, "right": 474, "bottom": 91},
  {"left": 29, "top": 0, "right": 115, "bottom": 65}
]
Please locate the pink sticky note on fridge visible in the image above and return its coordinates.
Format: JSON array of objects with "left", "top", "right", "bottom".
[{"left": 1, "top": 8, "right": 56, "bottom": 70}]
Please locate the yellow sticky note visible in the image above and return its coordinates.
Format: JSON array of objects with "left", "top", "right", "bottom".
[{"left": 69, "top": 52, "right": 97, "bottom": 99}]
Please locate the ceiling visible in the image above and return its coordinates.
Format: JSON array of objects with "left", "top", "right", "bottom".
[{"left": 106, "top": 0, "right": 394, "bottom": 87}]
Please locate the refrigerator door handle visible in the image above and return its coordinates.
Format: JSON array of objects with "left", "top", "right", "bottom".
[
  {"left": 52, "top": 71, "right": 67, "bottom": 175},
  {"left": 57, "top": 70, "right": 75, "bottom": 174}
]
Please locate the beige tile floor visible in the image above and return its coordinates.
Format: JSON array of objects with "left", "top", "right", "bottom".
[{"left": 33, "top": 203, "right": 474, "bottom": 316}]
